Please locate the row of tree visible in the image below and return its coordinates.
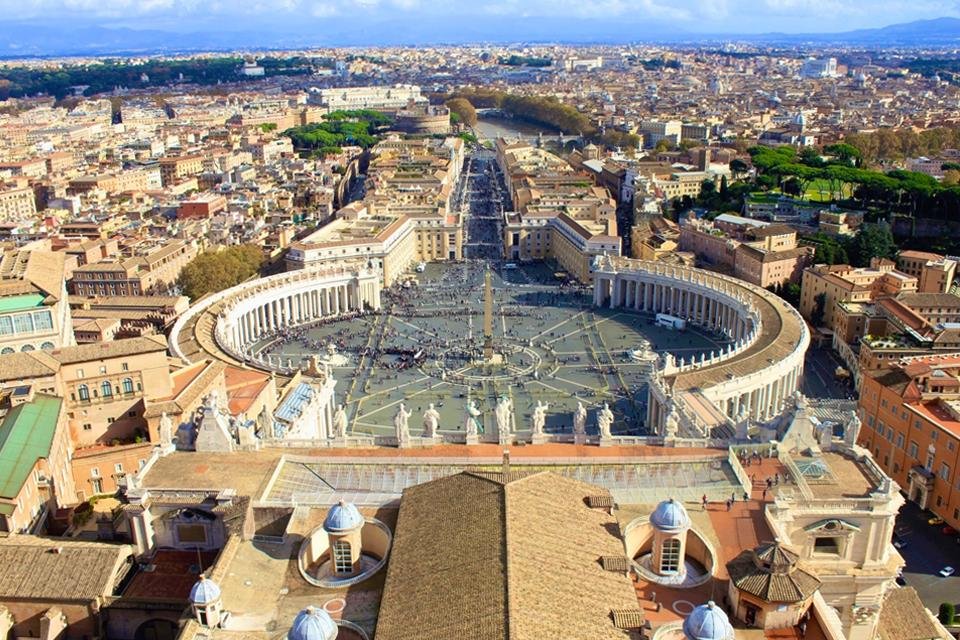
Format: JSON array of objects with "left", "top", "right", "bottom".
[
  {"left": 0, "top": 57, "right": 311, "bottom": 100},
  {"left": 844, "top": 125, "right": 960, "bottom": 164},
  {"left": 445, "top": 90, "right": 596, "bottom": 136},
  {"left": 177, "top": 244, "right": 265, "bottom": 300}
]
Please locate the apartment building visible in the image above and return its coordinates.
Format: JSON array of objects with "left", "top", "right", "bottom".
[
  {"left": 800, "top": 259, "right": 917, "bottom": 329},
  {"left": 70, "top": 240, "right": 198, "bottom": 296},
  {"left": 859, "top": 354, "right": 960, "bottom": 532},
  {"left": 159, "top": 155, "right": 204, "bottom": 187},
  {"left": 679, "top": 215, "right": 813, "bottom": 287},
  {"left": 0, "top": 249, "right": 75, "bottom": 353},
  {"left": 0, "top": 394, "right": 75, "bottom": 533},
  {"left": 0, "top": 186, "right": 37, "bottom": 219}
]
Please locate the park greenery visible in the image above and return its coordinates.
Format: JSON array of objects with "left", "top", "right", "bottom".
[
  {"left": 177, "top": 244, "right": 264, "bottom": 301},
  {"left": 0, "top": 57, "right": 313, "bottom": 100},
  {"left": 498, "top": 55, "right": 552, "bottom": 67},
  {"left": 747, "top": 144, "right": 960, "bottom": 222},
  {"left": 283, "top": 110, "right": 393, "bottom": 154}
]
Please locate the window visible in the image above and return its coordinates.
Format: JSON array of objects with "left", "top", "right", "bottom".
[
  {"left": 122, "top": 362, "right": 129, "bottom": 372},
  {"left": 0, "top": 347, "right": 13, "bottom": 355},
  {"left": 101, "top": 381, "right": 112, "bottom": 398},
  {"left": 76, "top": 368, "right": 84, "bottom": 378},
  {"left": 20, "top": 344, "right": 33, "bottom": 352},
  {"left": 32, "top": 311, "right": 52, "bottom": 331},
  {"left": 0, "top": 317, "right": 12, "bottom": 335},
  {"left": 659, "top": 537, "right": 682, "bottom": 574},
  {"left": 909, "top": 441, "right": 919, "bottom": 459},
  {"left": 896, "top": 434, "right": 905, "bottom": 449},
  {"left": 40, "top": 342, "right": 53, "bottom": 350},
  {"left": 82, "top": 423, "right": 92, "bottom": 431},
  {"left": 122, "top": 378, "right": 134, "bottom": 394},
  {"left": 933, "top": 430, "right": 939, "bottom": 442},
  {"left": 77, "top": 384, "right": 89, "bottom": 401},
  {"left": 814, "top": 537, "right": 841, "bottom": 555},
  {"left": 941, "top": 463, "right": 951, "bottom": 481},
  {"left": 12, "top": 314, "right": 33, "bottom": 334},
  {"left": 114, "top": 463, "right": 124, "bottom": 474},
  {"left": 333, "top": 540, "right": 353, "bottom": 575},
  {"left": 99, "top": 366, "right": 107, "bottom": 375},
  {"left": 90, "top": 467, "right": 100, "bottom": 478}
]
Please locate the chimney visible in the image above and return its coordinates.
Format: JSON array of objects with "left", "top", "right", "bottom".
[{"left": 502, "top": 449, "right": 510, "bottom": 478}]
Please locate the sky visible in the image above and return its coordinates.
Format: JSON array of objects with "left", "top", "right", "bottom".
[{"left": 1, "top": 0, "right": 959, "bottom": 35}]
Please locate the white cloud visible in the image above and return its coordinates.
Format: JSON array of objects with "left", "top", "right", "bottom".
[{"left": 2, "top": 0, "right": 959, "bottom": 29}]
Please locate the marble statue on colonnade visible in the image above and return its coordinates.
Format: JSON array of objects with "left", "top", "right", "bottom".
[
  {"left": 573, "top": 401, "right": 587, "bottom": 436},
  {"left": 531, "top": 400, "right": 548, "bottom": 435},
  {"left": 394, "top": 403, "right": 412, "bottom": 446},
  {"left": 496, "top": 396, "right": 514, "bottom": 445},
  {"left": 844, "top": 411, "right": 861, "bottom": 447},
  {"left": 597, "top": 402, "right": 614, "bottom": 439},
  {"left": 332, "top": 404, "right": 348, "bottom": 439},
  {"left": 159, "top": 412, "right": 173, "bottom": 448},
  {"left": 464, "top": 400, "right": 483, "bottom": 437},
  {"left": 423, "top": 403, "right": 440, "bottom": 438}
]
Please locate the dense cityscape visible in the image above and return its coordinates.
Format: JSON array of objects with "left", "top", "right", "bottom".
[{"left": 4, "top": 7, "right": 960, "bottom": 640}]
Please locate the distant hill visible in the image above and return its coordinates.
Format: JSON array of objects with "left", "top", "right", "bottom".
[
  {"left": 736, "top": 17, "right": 960, "bottom": 46},
  {"left": 0, "top": 16, "right": 959, "bottom": 58}
]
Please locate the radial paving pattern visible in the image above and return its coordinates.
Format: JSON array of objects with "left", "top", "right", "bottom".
[{"left": 256, "top": 261, "right": 731, "bottom": 437}]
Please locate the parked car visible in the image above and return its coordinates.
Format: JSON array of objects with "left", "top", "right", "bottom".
[
  {"left": 893, "top": 538, "right": 907, "bottom": 550},
  {"left": 940, "top": 566, "right": 955, "bottom": 577},
  {"left": 943, "top": 526, "right": 958, "bottom": 536},
  {"left": 929, "top": 516, "right": 945, "bottom": 526}
]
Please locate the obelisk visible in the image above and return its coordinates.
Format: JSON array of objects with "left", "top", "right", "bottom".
[{"left": 483, "top": 266, "right": 494, "bottom": 361}]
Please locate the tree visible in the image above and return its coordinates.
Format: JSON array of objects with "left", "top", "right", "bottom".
[
  {"left": 848, "top": 223, "right": 898, "bottom": 267},
  {"left": 655, "top": 139, "right": 673, "bottom": 152},
  {"left": 445, "top": 97, "right": 477, "bottom": 127},
  {"left": 939, "top": 602, "right": 955, "bottom": 626},
  {"left": 812, "top": 292, "right": 827, "bottom": 327},
  {"left": 729, "top": 158, "right": 749, "bottom": 180},
  {"left": 177, "top": 245, "right": 264, "bottom": 300}
]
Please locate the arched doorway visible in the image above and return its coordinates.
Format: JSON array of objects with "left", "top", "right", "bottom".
[{"left": 135, "top": 619, "right": 178, "bottom": 640}]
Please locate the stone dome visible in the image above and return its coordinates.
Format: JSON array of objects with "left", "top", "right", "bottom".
[
  {"left": 323, "top": 499, "right": 364, "bottom": 533},
  {"left": 189, "top": 575, "right": 221, "bottom": 605},
  {"left": 682, "top": 601, "right": 734, "bottom": 640},
  {"left": 288, "top": 606, "right": 338, "bottom": 640},
  {"left": 650, "top": 498, "right": 691, "bottom": 533}
]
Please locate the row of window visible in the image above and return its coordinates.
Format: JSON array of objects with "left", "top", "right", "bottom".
[
  {"left": 0, "top": 310, "right": 54, "bottom": 337},
  {"left": 0, "top": 341, "right": 55, "bottom": 354},
  {"left": 74, "top": 378, "right": 140, "bottom": 401}
]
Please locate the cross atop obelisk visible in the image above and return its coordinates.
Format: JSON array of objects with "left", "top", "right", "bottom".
[{"left": 483, "top": 266, "right": 494, "bottom": 361}]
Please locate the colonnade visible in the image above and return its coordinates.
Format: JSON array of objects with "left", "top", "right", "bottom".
[
  {"left": 592, "top": 256, "right": 808, "bottom": 437},
  {"left": 595, "top": 275, "right": 751, "bottom": 342},
  {"left": 224, "top": 278, "right": 380, "bottom": 350}
]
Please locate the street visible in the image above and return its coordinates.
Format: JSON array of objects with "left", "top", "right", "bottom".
[{"left": 894, "top": 500, "right": 960, "bottom": 613}]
